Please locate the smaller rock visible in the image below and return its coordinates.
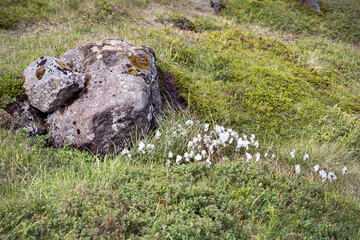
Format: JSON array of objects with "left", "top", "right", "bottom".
[
  {"left": 4, "top": 95, "right": 47, "bottom": 135},
  {"left": 210, "top": 0, "right": 225, "bottom": 12},
  {"left": 23, "top": 56, "right": 87, "bottom": 113},
  {"left": 296, "top": 0, "right": 321, "bottom": 11}
]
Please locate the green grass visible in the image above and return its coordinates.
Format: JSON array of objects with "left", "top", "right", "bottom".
[
  {"left": 223, "top": 0, "right": 360, "bottom": 44},
  {"left": 1, "top": 0, "right": 360, "bottom": 238},
  {"left": 1, "top": 111, "right": 360, "bottom": 239},
  {"left": 0, "top": 0, "right": 53, "bottom": 29}
]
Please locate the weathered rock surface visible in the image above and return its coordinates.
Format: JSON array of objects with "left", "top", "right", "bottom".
[
  {"left": 47, "top": 38, "right": 161, "bottom": 154},
  {"left": 23, "top": 56, "right": 86, "bottom": 113}
]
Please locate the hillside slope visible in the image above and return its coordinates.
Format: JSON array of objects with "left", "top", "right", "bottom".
[{"left": 1, "top": 0, "right": 360, "bottom": 238}]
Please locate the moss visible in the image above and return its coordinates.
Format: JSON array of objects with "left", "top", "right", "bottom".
[
  {"left": 56, "top": 61, "right": 73, "bottom": 71},
  {"left": 155, "top": 28, "right": 359, "bottom": 141},
  {"left": 128, "top": 54, "right": 150, "bottom": 70},
  {"left": 126, "top": 67, "right": 138, "bottom": 75},
  {"left": 35, "top": 65, "right": 45, "bottom": 80}
]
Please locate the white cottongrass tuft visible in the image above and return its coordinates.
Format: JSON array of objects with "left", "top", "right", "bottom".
[
  {"left": 219, "top": 132, "right": 230, "bottom": 145},
  {"left": 342, "top": 166, "right": 348, "bottom": 175},
  {"left": 328, "top": 172, "right": 337, "bottom": 182},
  {"left": 195, "top": 154, "right": 202, "bottom": 161},
  {"left": 250, "top": 134, "right": 255, "bottom": 143},
  {"left": 184, "top": 152, "right": 191, "bottom": 162},
  {"left": 146, "top": 144, "right": 155, "bottom": 152},
  {"left": 138, "top": 141, "right": 146, "bottom": 153},
  {"left": 319, "top": 170, "right": 327, "bottom": 182},
  {"left": 206, "top": 157, "right": 212, "bottom": 166},
  {"left": 255, "top": 152, "right": 260, "bottom": 162},
  {"left": 313, "top": 164, "right": 320, "bottom": 172},
  {"left": 121, "top": 148, "right": 129, "bottom": 155},
  {"left": 176, "top": 155, "right": 182, "bottom": 165},
  {"left": 303, "top": 154, "right": 309, "bottom": 161},
  {"left": 290, "top": 149, "right": 296, "bottom": 159},
  {"left": 245, "top": 152, "right": 252, "bottom": 162},
  {"left": 168, "top": 151, "right": 173, "bottom": 159},
  {"left": 201, "top": 150, "right": 207, "bottom": 158},
  {"left": 155, "top": 130, "right": 161, "bottom": 140},
  {"left": 295, "top": 164, "right": 301, "bottom": 174},
  {"left": 185, "top": 120, "right": 194, "bottom": 127}
]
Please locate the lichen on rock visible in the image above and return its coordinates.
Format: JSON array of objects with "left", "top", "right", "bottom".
[{"left": 128, "top": 54, "right": 150, "bottom": 70}]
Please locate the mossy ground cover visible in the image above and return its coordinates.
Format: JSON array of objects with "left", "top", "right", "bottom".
[
  {"left": 156, "top": 27, "right": 360, "bottom": 152},
  {"left": 1, "top": 0, "right": 360, "bottom": 238}
]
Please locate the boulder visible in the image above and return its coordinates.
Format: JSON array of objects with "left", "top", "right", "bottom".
[
  {"left": 23, "top": 56, "right": 87, "bottom": 113},
  {"left": 47, "top": 38, "right": 161, "bottom": 154}
]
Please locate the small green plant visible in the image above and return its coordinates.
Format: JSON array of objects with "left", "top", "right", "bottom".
[{"left": 0, "top": 72, "right": 24, "bottom": 108}]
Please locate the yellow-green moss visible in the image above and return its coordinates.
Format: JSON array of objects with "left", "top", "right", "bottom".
[
  {"left": 126, "top": 67, "right": 138, "bottom": 75},
  {"left": 85, "top": 73, "right": 92, "bottom": 87},
  {"left": 128, "top": 54, "right": 150, "bottom": 70},
  {"left": 56, "top": 61, "right": 73, "bottom": 71},
  {"left": 36, "top": 66, "right": 45, "bottom": 80}
]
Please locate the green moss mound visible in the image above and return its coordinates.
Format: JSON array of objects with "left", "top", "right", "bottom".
[{"left": 157, "top": 28, "right": 360, "bottom": 152}]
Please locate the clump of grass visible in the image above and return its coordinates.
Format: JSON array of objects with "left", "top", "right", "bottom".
[{"left": 0, "top": 72, "right": 24, "bottom": 108}]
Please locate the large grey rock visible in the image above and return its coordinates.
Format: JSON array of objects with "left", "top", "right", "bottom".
[
  {"left": 23, "top": 56, "right": 86, "bottom": 113},
  {"left": 47, "top": 38, "right": 161, "bottom": 154}
]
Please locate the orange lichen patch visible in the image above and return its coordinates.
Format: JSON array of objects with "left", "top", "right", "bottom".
[
  {"left": 56, "top": 61, "right": 73, "bottom": 71},
  {"left": 128, "top": 54, "right": 150, "bottom": 70},
  {"left": 127, "top": 67, "right": 138, "bottom": 75},
  {"left": 36, "top": 65, "right": 45, "bottom": 80}
]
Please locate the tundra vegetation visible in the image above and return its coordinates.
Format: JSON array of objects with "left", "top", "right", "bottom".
[{"left": 1, "top": 0, "right": 360, "bottom": 239}]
